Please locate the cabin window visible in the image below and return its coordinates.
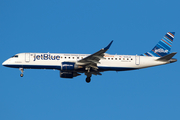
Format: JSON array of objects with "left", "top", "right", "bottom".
[
  {"left": 11, "top": 55, "right": 18, "bottom": 58},
  {"left": 77, "top": 57, "right": 79, "bottom": 59},
  {"left": 131, "top": 58, "right": 133, "bottom": 60},
  {"left": 111, "top": 58, "right": 113, "bottom": 60},
  {"left": 73, "top": 57, "right": 74, "bottom": 59},
  {"left": 119, "top": 58, "right": 121, "bottom": 60},
  {"left": 69, "top": 57, "right": 70, "bottom": 59},
  {"left": 108, "top": 58, "right": 110, "bottom": 60},
  {"left": 115, "top": 58, "right": 117, "bottom": 60},
  {"left": 65, "top": 57, "right": 66, "bottom": 59}
]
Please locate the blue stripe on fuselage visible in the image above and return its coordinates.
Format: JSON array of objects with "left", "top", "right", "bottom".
[
  {"left": 98, "top": 66, "right": 137, "bottom": 71},
  {"left": 3, "top": 64, "right": 137, "bottom": 71},
  {"left": 3, "top": 65, "right": 61, "bottom": 70}
]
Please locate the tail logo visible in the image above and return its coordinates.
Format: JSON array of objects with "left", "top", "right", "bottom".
[
  {"left": 154, "top": 48, "right": 168, "bottom": 53},
  {"left": 141, "top": 32, "right": 175, "bottom": 57}
]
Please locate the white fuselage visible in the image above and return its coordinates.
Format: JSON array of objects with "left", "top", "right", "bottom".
[
  {"left": 2, "top": 53, "right": 168, "bottom": 71},
  {"left": 2, "top": 33, "right": 176, "bottom": 82}
]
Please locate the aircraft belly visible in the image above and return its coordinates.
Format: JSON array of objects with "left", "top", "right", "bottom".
[{"left": 98, "top": 66, "right": 137, "bottom": 71}]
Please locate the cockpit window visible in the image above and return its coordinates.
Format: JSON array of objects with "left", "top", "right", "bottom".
[{"left": 11, "top": 55, "right": 18, "bottom": 58}]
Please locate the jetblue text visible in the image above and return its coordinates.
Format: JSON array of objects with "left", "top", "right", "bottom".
[{"left": 34, "top": 54, "right": 60, "bottom": 61}]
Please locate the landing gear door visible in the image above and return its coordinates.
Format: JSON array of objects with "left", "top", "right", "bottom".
[
  {"left": 25, "top": 53, "right": 30, "bottom": 62},
  {"left": 135, "top": 55, "right": 140, "bottom": 65}
]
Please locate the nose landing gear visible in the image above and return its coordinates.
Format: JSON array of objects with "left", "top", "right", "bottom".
[
  {"left": 19, "top": 68, "right": 24, "bottom": 77},
  {"left": 20, "top": 73, "right": 23, "bottom": 77}
]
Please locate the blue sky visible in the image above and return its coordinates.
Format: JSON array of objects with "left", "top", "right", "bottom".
[{"left": 0, "top": 0, "right": 180, "bottom": 120}]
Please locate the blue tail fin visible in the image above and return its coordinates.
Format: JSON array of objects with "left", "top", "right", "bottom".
[{"left": 142, "top": 32, "right": 175, "bottom": 57}]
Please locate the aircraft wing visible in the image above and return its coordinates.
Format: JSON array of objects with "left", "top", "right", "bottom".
[{"left": 77, "top": 40, "right": 113, "bottom": 70}]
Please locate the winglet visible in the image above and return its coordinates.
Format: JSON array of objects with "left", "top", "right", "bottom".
[{"left": 104, "top": 40, "right": 113, "bottom": 50}]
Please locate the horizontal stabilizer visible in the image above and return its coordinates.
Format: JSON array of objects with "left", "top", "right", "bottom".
[{"left": 156, "top": 52, "right": 177, "bottom": 61}]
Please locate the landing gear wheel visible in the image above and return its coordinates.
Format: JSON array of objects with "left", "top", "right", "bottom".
[
  {"left": 20, "top": 73, "right": 23, "bottom": 77},
  {"left": 19, "top": 68, "right": 24, "bottom": 77},
  {"left": 86, "top": 77, "right": 91, "bottom": 83}
]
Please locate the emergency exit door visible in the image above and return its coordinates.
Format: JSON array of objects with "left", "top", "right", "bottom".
[
  {"left": 25, "top": 53, "right": 30, "bottom": 62},
  {"left": 135, "top": 55, "right": 140, "bottom": 65}
]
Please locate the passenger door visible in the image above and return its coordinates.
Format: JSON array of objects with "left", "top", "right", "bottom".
[
  {"left": 25, "top": 53, "right": 30, "bottom": 62},
  {"left": 135, "top": 55, "right": 140, "bottom": 65}
]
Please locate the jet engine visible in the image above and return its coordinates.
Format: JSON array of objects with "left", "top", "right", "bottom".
[
  {"left": 61, "top": 62, "right": 78, "bottom": 71},
  {"left": 60, "top": 71, "right": 80, "bottom": 78}
]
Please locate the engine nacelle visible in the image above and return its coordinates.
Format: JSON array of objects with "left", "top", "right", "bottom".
[
  {"left": 61, "top": 62, "right": 78, "bottom": 71},
  {"left": 60, "top": 71, "right": 81, "bottom": 78},
  {"left": 60, "top": 72, "right": 74, "bottom": 78}
]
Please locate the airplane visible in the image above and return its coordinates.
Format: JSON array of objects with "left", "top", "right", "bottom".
[{"left": 2, "top": 32, "right": 177, "bottom": 83}]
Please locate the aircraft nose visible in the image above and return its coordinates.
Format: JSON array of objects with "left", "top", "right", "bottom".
[{"left": 2, "top": 60, "right": 8, "bottom": 66}]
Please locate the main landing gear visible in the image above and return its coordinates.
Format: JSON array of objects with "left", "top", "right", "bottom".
[
  {"left": 85, "top": 71, "right": 92, "bottom": 83},
  {"left": 19, "top": 68, "right": 24, "bottom": 77},
  {"left": 86, "top": 77, "right": 91, "bottom": 83}
]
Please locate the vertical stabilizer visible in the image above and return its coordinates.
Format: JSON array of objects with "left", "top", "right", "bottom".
[{"left": 142, "top": 32, "right": 175, "bottom": 57}]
